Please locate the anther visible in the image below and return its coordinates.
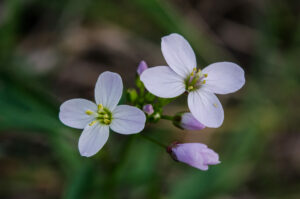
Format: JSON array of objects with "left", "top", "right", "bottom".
[
  {"left": 213, "top": 103, "right": 218, "bottom": 108},
  {"left": 188, "top": 86, "right": 194, "bottom": 90},
  {"left": 104, "top": 119, "right": 110, "bottom": 124},
  {"left": 202, "top": 80, "right": 206, "bottom": 84},
  {"left": 204, "top": 74, "right": 208, "bottom": 78},
  {"left": 89, "top": 120, "right": 97, "bottom": 126},
  {"left": 85, "top": 110, "right": 94, "bottom": 115},
  {"left": 98, "top": 104, "right": 103, "bottom": 111}
]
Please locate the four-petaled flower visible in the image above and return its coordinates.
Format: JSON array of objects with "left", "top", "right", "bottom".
[
  {"left": 141, "top": 33, "right": 245, "bottom": 128},
  {"left": 59, "top": 71, "right": 146, "bottom": 157}
]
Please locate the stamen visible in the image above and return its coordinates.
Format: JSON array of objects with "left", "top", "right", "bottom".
[
  {"left": 89, "top": 120, "right": 97, "bottom": 126},
  {"left": 104, "top": 119, "right": 110, "bottom": 124},
  {"left": 98, "top": 104, "right": 103, "bottom": 111},
  {"left": 85, "top": 110, "right": 94, "bottom": 115},
  {"left": 202, "top": 80, "right": 206, "bottom": 84},
  {"left": 188, "top": 86, "right": 194, "bottom": 90},
  {"left": 204, "top": 74, "right": 208, "bottom": 78},
  {"left": 196, "top": 69, "right": 202, "bottom": 75},
  {"left": 213, "top": 103, "right": 218, "bottom": 108}
]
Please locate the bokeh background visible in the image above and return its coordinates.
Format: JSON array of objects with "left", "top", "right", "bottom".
[{"left": 0, "top": 0, "right": 299, "bottom": 198}]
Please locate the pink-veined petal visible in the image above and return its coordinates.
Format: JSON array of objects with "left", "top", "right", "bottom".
[
  {"left": 95, "top": 71, "right": 123, "bottom": 111},
  {"left": 78, "top": 123, "right": 109, "bottom": 157},
  {"left": 161, "top": 33, "right": 196, "bottom": 77},
  {"left": 110, "top": 105, "right": 146, "bottom": 135},
  {"left": 59, "top": 98, "right": 97, "bottom": 129},
  {"left": 188, "top": 90, "right": 224, "bottom": 128},
  {"left": 202, "top": 62, "right": 245, "bottom": 94},
  {"left": 140, "top": 66, "right": 185, "bottom": 98}
]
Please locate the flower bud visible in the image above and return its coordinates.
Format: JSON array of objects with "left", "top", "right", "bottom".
[
  {"left": 137, "top": 60, "right": 148, "bottom": 75},
  {"left": 167, "top": 142, "right": 220, "bottom": 171},
  {"left": 173, "top": 112, "right": 205, "bottom": 130},
  {"left": 143, "top": 104, "right": 154, "bottom": 115},
  {"left": 127, "top": 88, "right": 138, "bottom": 103}
]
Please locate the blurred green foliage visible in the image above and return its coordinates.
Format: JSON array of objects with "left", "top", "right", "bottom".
[{"left": 0, "top": 0, "right": 299, "bottom": 198}]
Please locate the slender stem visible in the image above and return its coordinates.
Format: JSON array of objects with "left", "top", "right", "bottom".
[
  {"left": 161, "top": 115, "right": 174, "bottom": 121},
  {"left": 139, "top": 134, "right": 167, "bottom": 149}
]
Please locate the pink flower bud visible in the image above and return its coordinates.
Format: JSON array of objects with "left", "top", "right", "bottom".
[
  {"left": 143, "top": 104, "right": 154, "bottom": 115},
  {"left": 167, "top": 142, "right": 220, "bottom": 171},
  {"left": 173, "top": 112, "right": 205, "bottom": 130},
  {"left": 180, "top": 112, "right": 205, "bottom": 130},
  {"left": 137, "top": 60, "right": 148, "bottom": 75}
]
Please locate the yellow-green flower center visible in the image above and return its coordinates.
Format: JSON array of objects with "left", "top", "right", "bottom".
[
  {"left": 185, "top": 68, "right": 208, "bottom": 92},
  {"left": 85, "top": 104, "right": 112, "bottom": 126}
]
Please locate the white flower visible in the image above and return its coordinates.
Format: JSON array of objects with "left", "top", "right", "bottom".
[
  {"left": 140, "top": 33, "right": 245, "bottom": 128},
  {"left": 59, "top": 71, "right": 146, "bottom": 157}
]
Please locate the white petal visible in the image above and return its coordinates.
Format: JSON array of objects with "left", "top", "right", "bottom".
[
  {"left": 95, "top": 71, "right": 123, "bottom": 111},
  {"left": 202, "top": 62, "right": 245, "bottom": 94},
  {"left": 78, "top": 123, "right": 109, "bottom": 157},
  {"left": 188, "top": 90, "right": 224, "bottom": 128},
  {"left": 110, "top": 105, "right": 146, "bottom": 134},
  {"left": 59, "top": 99, "right": 97, "bottom": 129},
  {"left": 140, "top": 66, "right": 185, "bottom": 98},
  {"left": 161, "top": 33, "right": 196, "bottom": 77}
]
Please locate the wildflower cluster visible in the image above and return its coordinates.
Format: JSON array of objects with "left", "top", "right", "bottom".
[{"left": 59, "top": 33, "right": 245, "bottom": 170}]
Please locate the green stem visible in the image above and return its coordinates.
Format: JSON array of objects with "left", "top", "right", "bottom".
[
  {"left": 139, "top": 134, "right": 167, "bottom": 149},
  {"left": 161, "top": 115, "right": 174, "bottom": 121}
]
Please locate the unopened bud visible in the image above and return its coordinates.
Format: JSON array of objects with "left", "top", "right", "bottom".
[
  {"left": 143, "top": 104, "right": 154, "bottom": 115},
  {"left": 127, "top": 89, "right": 138, "bottom": 103},
  {"left": 173, "top": 112, "right": 205, "bottom": 130},
  {"left": 167, "top": 142, "right": 220, "bottom": 171},
  {"left": 137, "top": 60, "right": 148, "bottom": 75}
]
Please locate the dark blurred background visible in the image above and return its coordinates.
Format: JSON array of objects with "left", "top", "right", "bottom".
[{"left": 0, "top": 0, "right": 299, "bottom": 198}]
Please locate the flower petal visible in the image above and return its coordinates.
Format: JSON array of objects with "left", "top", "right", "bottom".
[
  {"left": 78, "top": 123, "right": 109, "bottom": 157},
  {"left": 110, "top": 105, "right": 146, "bottom": 134},
  {"left": 95, "top": 71, "right": 123, "bottom": 111},
  {"left": 202, "top": 62, "right": 245, "bottom": 94},
  {"left": 59, "top": 99, "right": 97, "bottom": 129},
  {"left": 140, "top": 66, "right": 185, "bottom": 98},
  {"left": 188, "top": 90, "right": 224, "bottom": 128},
  {"left": 161, "top": 33, "right": 196, "bottom": 77},
  {"left": 202, "top": 148, "right": 221, "bottom": 165}
]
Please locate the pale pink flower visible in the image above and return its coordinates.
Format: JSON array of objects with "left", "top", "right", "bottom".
[
  {"left": 140, "top": 33, "right": 245, "bottom": 128},
  {"left": 59, "top": 71, "right": 146, "bottom": 157}
]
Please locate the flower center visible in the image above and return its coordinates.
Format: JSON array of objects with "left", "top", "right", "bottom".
[
  {"left": 85, "top": 104, "right": 112, "bottom": 126},
  {"left": 185, "top": 68, "right": 207, "bottom": 92}
]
